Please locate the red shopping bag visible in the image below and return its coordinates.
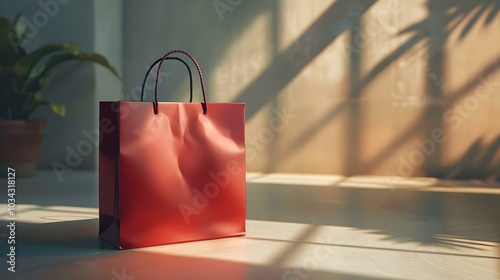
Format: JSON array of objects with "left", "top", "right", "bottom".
[{"left": 99, "top": 50, "right": 246, "bottom": 249}]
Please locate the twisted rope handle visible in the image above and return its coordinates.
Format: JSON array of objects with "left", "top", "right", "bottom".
[
  {"left": 155, "top": 50, "right": 207, "bottom": 115},
  {"left": 140, "top": 57, "right": 193, "bottom": 102}
]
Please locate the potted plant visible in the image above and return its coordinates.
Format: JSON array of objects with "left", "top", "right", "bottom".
[{"left": 0, "top": 16, "right": 121, "bottom": 177}]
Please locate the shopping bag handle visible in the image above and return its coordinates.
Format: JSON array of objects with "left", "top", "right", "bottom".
[
  {"left": 140, "top": 57, "right": 193, "bottom": 103},
  {"left": 155, "top": 50, "right": 208, "bottom": 115}
]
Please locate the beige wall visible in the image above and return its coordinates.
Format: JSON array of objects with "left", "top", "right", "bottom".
[
  {"left": 221, "top": 0, "right": 500, "bottom": 180},
  {"left": 123, "top": 0, "right": 500, "bottom": 180}
]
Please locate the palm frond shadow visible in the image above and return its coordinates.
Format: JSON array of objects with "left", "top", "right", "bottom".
[
  {"left": 263, "top": 0, "right": 500, "bottom": 178},
  {"left": 427, "top": 136, "right": 500, "bottom": 180},
  {"left": 357, "top": 0, "right": 500, "bottom": 177}
]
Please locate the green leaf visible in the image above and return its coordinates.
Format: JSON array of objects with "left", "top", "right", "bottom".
[
  {"left": 38, "top": 71, "right": 53, "bottom": 89},
  {"left": 13, "top": 14, "right": 27, "bottom": 46},
  {"left": 14, "top": 43, "right": 79, "bottom": 78},
  {"left": 28, "top": 66, "right": 44, "bottom": 78},
  {"left": 43, "top": 52, "right": 122, "bottom": 81},
  {"left": 1, "top": 17, "right": 122, "bottom": 120},
  {"left": 19, "top": 66, "right": 49, "bottom": 93},
  {"left": 49, "top": 102, "right": 65, "bottom": 117}
]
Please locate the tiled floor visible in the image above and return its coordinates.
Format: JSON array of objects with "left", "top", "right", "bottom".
[{"left": 0, "top": 171, "right": 499, "bottom": 279}]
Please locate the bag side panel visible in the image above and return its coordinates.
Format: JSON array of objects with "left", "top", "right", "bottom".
[{"left": 98, "top": 101, "right": 121, "bottom": 249}]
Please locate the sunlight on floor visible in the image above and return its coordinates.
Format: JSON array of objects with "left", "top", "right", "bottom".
[
  {"left": 247, "top": 172, "right": 345, "bottom": 186},
  {"left": 247, "top": 172, "right": 500, "bottom": 194},
  {"left": 134, "top": 219, "right": 500, "bottom": 279},
  {"left": 0, "top": 203, "right": 98, "bottom": 223}
]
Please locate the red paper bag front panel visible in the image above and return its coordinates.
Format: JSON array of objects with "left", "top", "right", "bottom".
[{"left": 100, "top": 101, "right": 245, "bottom": 249}]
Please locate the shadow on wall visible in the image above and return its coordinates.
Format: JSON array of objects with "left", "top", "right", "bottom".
[
  {"left": 227, "top": 0, "right": 500, "bottom": 180},
  {"left": 231, "top": 0, "right": 376, "bottom": 118},
  {"left": 357, "top": 0, "right": 500, "bottom": 180},
  {"left": 431, "top": 135, "right": 500, "bottom": 180}
]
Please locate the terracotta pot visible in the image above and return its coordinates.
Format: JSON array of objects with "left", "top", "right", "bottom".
[{"left": 0, "top": 120, "right": 45, "bottom": 177}]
